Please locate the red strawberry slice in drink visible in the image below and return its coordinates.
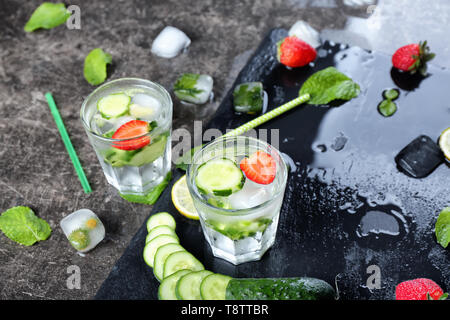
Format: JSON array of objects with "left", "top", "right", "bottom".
[
  {"left": 240, "top": 151, "right": 277, "bottom": 185},
  {"left": 395, "top": 278, "right": 448, "bottom": 300},
  {"left": 111, "top": 120, "right": 151, "bottom": 150}
]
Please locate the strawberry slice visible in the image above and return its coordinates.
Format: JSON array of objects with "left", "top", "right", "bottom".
[
  {"left": 111, "top": 120, "right": 151, "bottom": 150},
  {"left": 240, "top": 151, "right": 277, "bottom": 185}
]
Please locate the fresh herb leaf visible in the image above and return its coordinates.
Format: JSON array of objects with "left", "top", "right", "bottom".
[
  {"left": 378, "top": 99, "right": 397, "bottom": 117},
  {"left": 0, "top": 206, "right": 51, "bottom": 246},
  {"left": 383, "top": 88, "right": 400, "bottom": 101},
  {"left": 173, "top": 73, "right": 204, "bottom": 99},
  {"left": 119, "top": 172, "right": 172, "bottom": 204},
  {"left": 435, "top": 207, "right": 450, "bottom": 248},
  {"left": 24, "top": 2, "right": 71, "bottom": 32},
  {"left": 233, "top": 82, "right": 264, "bottom": 114},
  {"left": 299, "top": 67, "right": 360, "bottom": 105},
  {"left": 83, "top": 48, "right": 112, "bottom": 86}
]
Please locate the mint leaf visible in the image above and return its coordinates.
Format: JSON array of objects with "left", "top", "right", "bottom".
[
  {"left": 299, "top": 67, "right": 360, "bottom": 105},
  {"left": 83, "top": 48, "right": 112, "bottom": 86},
  {"left": 173, "top": 73, "right": 203, "bottom": 99},
  {"left": 0, "top": 206, "right": 52, "bottom": 246},
  {"left": 119, "top": 172, "right": 172, "bottom": 204},
  {"left": 435, "top": 207, "right": 450, "bottom": 248},
  {"left": 378, "top": 99, "right": 397, "bottom": 117},
  {"left": 24, "top": 2, "right": 71, "bottom": 32},
  {"left": 383, "top": 88, "right": 400, "bottom": 101}
]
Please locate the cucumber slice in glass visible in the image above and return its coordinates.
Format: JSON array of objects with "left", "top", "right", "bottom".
[
  {"left": 97, "top": 93, "right": 130, "bottom": 119},
  {"left": 153, "top": 243, "right": 186, "bottom": 282},
  {"left": 146, "top": 212, "right": 176, "bottom": 232},
  {"left": 163, "top": 251, "right": 204, "bottom": 278},
  {"left": 176, "top": 270, "right": 213, "bottom": 300},
  {"left": 195, "top": 158, "right": 245, "bottom": 197},
  {"left": 158, "top": 269, "right": 192, "bottom": 300},
  {"left": 200, "top": 273, "right": 232, "bottom": 300},
  {"left": 143, "top": 234, "right": 179, "bottom": 268}
]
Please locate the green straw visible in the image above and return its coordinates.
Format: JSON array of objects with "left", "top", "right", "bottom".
[
  {"left": 45, "top": 92, "right": 92, "bottom": 194},
  {"left": 223, "top": 93, "right": 310, "bottom": 137},
  {"left": 176, "top": 93, "right": 310, "bottom": 170}
]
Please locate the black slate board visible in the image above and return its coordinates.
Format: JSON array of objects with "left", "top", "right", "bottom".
[{"left": 95, "top": 29, "right": 449, "bottom": 300}]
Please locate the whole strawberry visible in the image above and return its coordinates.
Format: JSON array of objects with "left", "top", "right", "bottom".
[
  {"left": 392, "top": 41, "right": 435, "bottom": 76},
  {"left": 395, "top": 278, "right": 448, "bottom": 300},
  {"left": 277, "top": 36, "right": 317, "bottom": 68}
]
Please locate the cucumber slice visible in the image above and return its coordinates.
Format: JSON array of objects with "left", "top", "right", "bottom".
[
  {"left": 127, "top": 135, "right": 167, "bottom": 167},
  {"left": 200, "top": 273, "right": 232, "bottom": 300},
  {"left": 163, "top": 251, "right": 204, "bottom": 278},
  {"left": 195, "top": 158, "right": 245, "bottom": 197},
  {"left": 153, "top": 243, "right": 186, "bottom": 282},
  {"left": 158, "top": 269, "right": 192, "bottom": 300},
  {"left": 176, "top": 270, "right": 213, "bottom": 300},
  {"left": 225, "top": 277, "right": 336, "bottom": 300},
  {"left": 97, "top": 93, "right": 130, "bottom": 119},
  {"left": 146, "top": 225, "right": 179, "bottom": 244},
  {"left": 143, "top": 234, "right": 179, "bottom": 268},
  {"left": 146, "top": 212, "right": 176, "bottom": 232}
]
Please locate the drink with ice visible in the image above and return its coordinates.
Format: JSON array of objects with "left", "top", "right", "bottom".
[
  {"left": 186, "top": 136, "right": 288, "bottom": 265},
  {"left": 81, "top": 78, "right": 172, "bottom": 195}
]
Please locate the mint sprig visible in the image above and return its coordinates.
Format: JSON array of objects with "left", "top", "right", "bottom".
[
  {"left": 299, "top": 67, "right": 360, "bottom": 105},
  {"left": 24, "top": 2, "right": 71, "bottom": 32},
  {"left": 435, "top": 207, "right": 450, "bottom": 249},
  {"left": 0, "top": 206, "right": 52, "bottom": 246}
]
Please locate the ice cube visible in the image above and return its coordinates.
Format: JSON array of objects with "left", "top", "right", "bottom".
[
  {"left": 91, "top": 113, "right": 116, "bottom": 135},
  {"left": 288, "top": 20, "right": 321, "bottom": 48},
  {"left": 395, "top": 135, "right": 444, "bottom": 178},
  {"left": 228, "top": 179, "right": 273, "bottom": 210},
  {"left": 151, "top": 26, "right": 191, "bottom": 59},
  {"left": 112, "top": 115, "right": 135, "bottom": 131},
  {"left": 60, "top": 209, "right": 105, "bottom": 253},
  {"left": 174, "top": 73, "right": 213, "bottom": 104},
  {"left": 233, "top": 82, "right": 265, "bottom": 114},
  {"left": 130, "top": 93, "right": 161, "bottom": 120}
]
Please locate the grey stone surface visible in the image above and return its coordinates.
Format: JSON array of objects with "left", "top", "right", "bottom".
[{"left": 0, "top": 0, "right": 365, "bottom": 299}]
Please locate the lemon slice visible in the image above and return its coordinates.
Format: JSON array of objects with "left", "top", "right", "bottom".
[
  {"left": 172, "top": 175, "right": 199, "bottom": 220},
  {"left": 439, "top": 127, "right": 450, "bottom": 161}
]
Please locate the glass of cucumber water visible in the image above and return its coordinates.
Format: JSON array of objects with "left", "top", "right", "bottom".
[
  {"left": 81, "top": 78, "right": 172, "bottom": 195},
  {"left": 186, "top": 136, "right": 288, "bottom": 265}
]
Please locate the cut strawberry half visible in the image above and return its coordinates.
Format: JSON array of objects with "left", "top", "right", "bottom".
[
  {"left": 240, "top": 151, "right": 276, "bottom": 185},
  {"left": 111, "top": 120, "right": 151, "bottom": 150}
]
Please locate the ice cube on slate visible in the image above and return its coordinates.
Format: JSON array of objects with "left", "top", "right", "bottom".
[
  {"left": 233, "top": 82, "right": 267, "bottom": 114},
  {"left": 60, "top": 209, "right": 105, "bottom": 253},
  {"left": 288, "top": 20, "right": 321, "bottom": 48},
  {"left": 395, "top": 135, "right": 444, "bottom": 178},
  {"left": 151, "top": 26, "right": 191, "bottom": 58},
  {"left": 173, "top": 73, "right": 213, "bottom": 104}
]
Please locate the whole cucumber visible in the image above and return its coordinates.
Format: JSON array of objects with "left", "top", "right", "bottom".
[{"left": 225, "top": 277, "right": 336, "bottom": 300}]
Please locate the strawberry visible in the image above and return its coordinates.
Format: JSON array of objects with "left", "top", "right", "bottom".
[
  {"left": 395, "top": 278, "right": 448, "bottom": 300},
  {"left": 111, "top": 120, "right": 151, "bottom": 150},
  {"left": 277, "top": 36, "right": 317, "bottom": 68},
  {"left": 240, "top": 151, "right": 277, "bottom": 185},
  {"left": 392, "top": 41, "right": 435, "bottom": 76}
]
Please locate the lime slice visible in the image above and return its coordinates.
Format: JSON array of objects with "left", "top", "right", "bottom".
[
  {"left": 172, "top": 175, "right": 199, "bottom": 220},
  {"left": 439, "top": 127, "right": 450, "bottom": 161}
]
